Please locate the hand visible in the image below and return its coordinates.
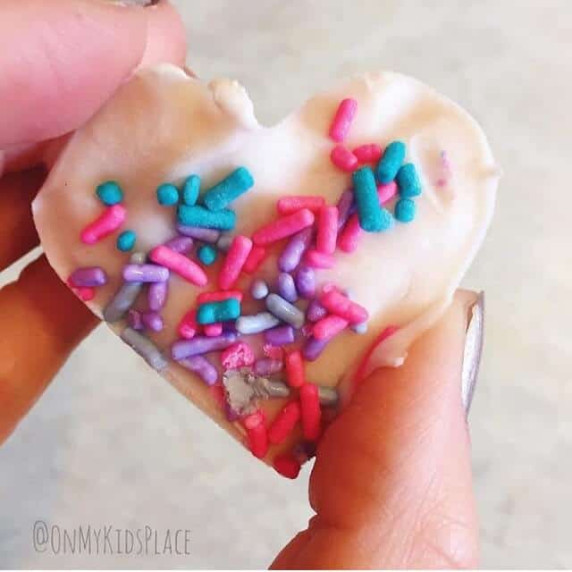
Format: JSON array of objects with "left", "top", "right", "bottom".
[{"left": 0, "top": 0, "right": 186, "bottom": 444}]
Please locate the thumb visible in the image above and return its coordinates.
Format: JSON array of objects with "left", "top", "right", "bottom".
[{"left": 272, "top": 290, "right": 483, "bottom": 569}]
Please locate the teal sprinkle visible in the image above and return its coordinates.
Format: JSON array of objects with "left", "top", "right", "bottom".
[
  {"left": 353, "top": 167, "right": 393, "bottom": 232},
  {"left": 198, "top": 244, "right": 218, "bottom": 266},
  {"left": 96, "top": 181, "right": 123, "bottom": 206},
  {"left": 203, "top": 167, "right": 254, "bottom": 211},
  {"left": 396, "top": 163, "right": 422, "bottom": 197},
  {"left": 178, "top": 205, "right": 236, "bottom": 230},
  {"left": 395, "top": 198, "right": 416, "bottom": 223},
  {"left": 183, "top": 175, "right": 201, "bottom": 206},
  {"left": 197, "top": 299, "right": 241, "bottom": 325},
  {"left": 376, "top": 141, "right": 406, "bottom": 184},
  {"left": 117, "top": 230, "right": 137, "bottom": 252},
  {"left": 156, "top": 183, "right": 180, "bottom": 206}
]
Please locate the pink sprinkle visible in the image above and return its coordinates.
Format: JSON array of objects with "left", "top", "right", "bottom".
[
  {"left": 330, "top": 145, "right": 358, "bottom": 172},
  {"left": 150, "top": 245, "right": 208, "bottom": 287},
  {"left": 242, "top": 410, "right": 268, "bottom": 459},
  {"left": 377, "top": 181, "right": 398, "bottom": 204},
  {"left": 219, "top": 235, "right": 252, "bottom": 290},
  {"left": 80, "top": 204, "right": 126, "bottom": 245},
  {"left": 263, "top": 344, "right": 284, "bottom": 361},
  {"left": 76, "top": 287, "right": 95, "bottom": 301},
  {"left": 320, "top": 289, "right": 369, "bottom": 325},
  {"left": 338, "top": 213, "right": 362, "bottom": 253},
  {"left": 221, "top": 341, "right": 255, "bottom": 370},
  {"left": 252, "top": 209, "right": 315, "bottom": 246},
  {"left": 316, "top": 206, "right": 339, "bottom": 255},
  {"left": 198, "top": 290, "right": 243, "bottom": 304},
  {"left": 353, "top": 143, "right": 383, "bottom": 164},
  {"left": 313, "top": 315, "right": 349, "bottom": 340},
  {"left": 243, "top": 245, "right": 267, "bottom": 274},
  {"left": 329, "top": 98, "right": 358, "bottom": 143},
  {"left": 304, "top": 249, "right": 335, "bottom": 269},
  {"left": 204, "top": 323, "right": 223, "bottom": 337},
  {"left": 277, "top": 196, "right": 326, "bottom": 215},
  {"left": 178, "top": 310, "right": 198, "bottom": 340}
]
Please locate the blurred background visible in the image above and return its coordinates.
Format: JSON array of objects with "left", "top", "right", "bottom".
[{"left": 1, "top": 0, "right": 571, "bottom": 568}]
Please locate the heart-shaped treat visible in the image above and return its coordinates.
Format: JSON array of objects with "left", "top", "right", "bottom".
[{"left": 33, "top": 65, "right": 498, "bottom": 478}]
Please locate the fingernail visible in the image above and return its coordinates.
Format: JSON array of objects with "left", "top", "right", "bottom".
[{"left": 462, "top": 291, "right": 485, "bottom": 415}]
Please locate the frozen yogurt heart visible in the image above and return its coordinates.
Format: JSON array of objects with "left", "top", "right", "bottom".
[{"left": 33, "top": 65, "right": 499, "bottom": 478}]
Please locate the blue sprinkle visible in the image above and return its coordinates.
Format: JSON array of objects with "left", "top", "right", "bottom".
[
  {"left": 197, "top": 299, "right": 241, "bottom": 325},
  {"left": 395, "top": 198, "right": 416, "bottom": 223},
  {"left": 353, "top": 167, "right": 393, "bottom": 232},
  {"left": 182, "top": 175, "right": 200, "bottom": 206},
  {"left": 96, "top": 181, "right": 123, "bottom": 206},
  {"left": 203, "top": 167, "right": 254, "bottom": 211},
  {"left": 178, "top": 205, "right": 236, "bottom": 230},
  {"left": 157, "top": 183, "right": 180, "bottom": 206},
  {"left": 198, "top": 244, "right": 218, "bottom": 265},
  {"left": 396, "top": 163, "right": 422, "bottom": 198},
  {"left": 117, "top": 230, "right": 137, "bottom": 252},
  {"left": 376, "top": 141, "right": 406, "bottom": 183}
]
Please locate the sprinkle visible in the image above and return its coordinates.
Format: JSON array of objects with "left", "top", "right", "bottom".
[
  {"left": 295, "top": 266, "right": 316, "bottom": 299},
  {"left": 182, "top": 175, "right": 200, "bottom": 206},
  {"left": 177, "top": 310, "right": 198, "bottom": 339},
  {"left": 219, "top": 235, "right": 252, "bottom": 290},
  {"left": 353, "top": 167, "right": 392, "bottom": 232},
  {"left": 395, "top": 198, "right": 416, "bottom": 222},
  {"left": 329, "top": 98, "right": 358, "bottom": 143},
  {"left": 225, "top": 404, "right": 240, "bottom": 422},
  {"left": 236, "top": 312, "right": 281, "bottom": 335},
  {"left": 285, "top": 350, "right": 305, "bottom": 388},
  {"left": 336, "top": 189, "right": 355, "bottom": 230},
  {"left": 306, "top": 299, "right": 327, "bottom": 322},
  {"left": 127, "top": 309, "right": 143, "bottom": 330},
  {"left": 156, "top": 183, "right": 180, "bottom": 206},
  {"left": 142, "top": 311, "right": 164, "bottom": 332},
  {"left": 243, "top": 245, "right": 267, "bottom": 274},
  {"left": 120, "top": 328, "right": 168, "bottom": 371},
  {"left": 264, "top": 325, "right": 295, "bottom": 346},
  {"left": 396, "top": 163, "right": 422, "bottom": 197},
  {"left": 273, "top": 454, "right": 302, "bottom": 479},
  {"left": 376, "top": 140, "right": 407, "bottom": 183},
  {"left": 103, "top": 253, "right": 146, "bottom": 322},
  {"left": 377, "top": 181, "right": 398, "bottom": 204},
  {"left": 337, "top": 213, "right": 361, "bottom": 253},
  {"left": 197, "top": 298, "right": 241, "bottom": 325},
  {"left": 198, "top": 244, "right": 218, "bottom": 265},
  {"left": 265, "top": 293, "right": 305, "bottom": 329},
  {"left": 221, "top": 341, "right": 255, "bottom": 370},
  {"left": 150, "top": 245, "right": 208, "bottom": 286},
  {"left": 352, "top": 321, "right": 368, "bottom": 334},
  {"left": 318, "top": 385, "right": 339, "bottom": 407},
  {"left": 216, "top": 234, "right": 234, "bottom": 252},
  {"left": 250, "top": 279, "right": 269, "bottom": 300},
  {"left": 81, "top": 204, "right": 127, "bottom": 245},
  {"left": 96, "top": 181, "right": 123, "bottom": 206},
  {"left": 178, "top": 205, "right": 236, "bottom": 230},
  {"left": 304, "top": 250, "right": 335, "bottom": 269},
  {"left": 277, "top": 196, "right": 325, "bottom": 215},
  {"left": 164, "top": 235, "right": 194, "bottom": 254},
  {"left": 268, "top": 402, "right": 301, "bottom": 445},
  {"left": 116, "top": 230, "right": 137, "bottom": 252},
  {"left": 278, "top": 227, "right": 313, "bottom": 273},
  {"left": 204, "top": 323, "right": 223, "bottom": 337},
  {"left": 176, "top": 225, "right": 220, "bottom": 243},
  {"left": 320, "top": 289, "right": 369, "bottom": 324},
  {"left": 179, "top": 355, "right": 218, "bottom": 386},
  {"left": 72, "top": 287, "right": 95, "bottom": 302},
  {"left": 299, "top": 383, "right": 322, "bottom": 441},
  {"left": 330, "top": 145, "right": 358, "bottom": 172},
  {"left": 254, "top": 358, "right": 283, "bottom": 376},
  {"left": 313, "top": 315, "right": 349, "bottom": 340},
  {"left": 302, "top": 337, "right": 328, "bottom": 361},
  {"left": 69, "top": 267, "right": 107, "bottom": 288},
  {"left": 252, "top": 209, "right": 315, "bottom": 246},
  {"left": 198, "top": 290, "right": 243, "bottom": 304},
  {"left": 353, "top": 143, "right": 383, "bottom": 164},
  {"left": 317, "top": 206, "right": 339, "bottom": 254},
  {"left": 242, "top": 410, "right": 268, "bottom": 459},
  {"left": 277, "top": 272, "right": 298, "bottom": 303},
  {"left": 171, "top": 333, "right": 237, "bottom": 360},
  {"left": 263, "top": 344, "right": 284, "bottom": 360},
  {"left": 203, "top": 167, "right": 254, "bottom": 211},
  {"left": 123, "top": 264, "right": 169, "bottom": 283},
  {"left": 148, "top": 280, "right": 168, "bottom": 311}
]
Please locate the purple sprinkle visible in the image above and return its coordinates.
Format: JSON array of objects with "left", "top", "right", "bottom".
[
  {"left": 264, "top": 325, "right": 295, "bottom": 346},
  {"left": 278, "top": 227, "right": 313, "bottom": 273},
  {"left": 127, "top": 309, "right": 143, "bottom": 331},
  {"left": 302, "top": 336, "right": 329, "bottom": 361},
  {"left": 225, "top": 403, "right": 240, "bottom": 422},
  {"left": 142, "top": 311, "right": 164, "bottom": 332},
  {"left": 295, "top": 266, "right": 316, "bottom": 299},
  {"left": 336, "top": 189, "right": 355, "bottom": 230},
  {"left": 277, "top": 272, "right": 298, "bottom": 303},
  {"left": 176, "top": 224, "right": 220, "bottom": 243},
  {"left": 179, "top": 356, "right": 218, "bottom": 386},
  {"left": 123, "top": 264, "right": 169, "bottom": 283},
  {"left": 70, "top": 267, "right": 108, "bottom": 288},
  {"left": 306, "top": 299, "right": 328, "bottom": 322},
  {"left": 254, "top": 358, "right": 283, "bottom": 376},
  {"left": 164, "top": 236, "right": 194, "bottom": 254},
  {"left": 171, "top": 333, "right": 237, "bottom": 361},
  {"left": 148, "top": 281, "right": 168, "bottom": 311}
]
